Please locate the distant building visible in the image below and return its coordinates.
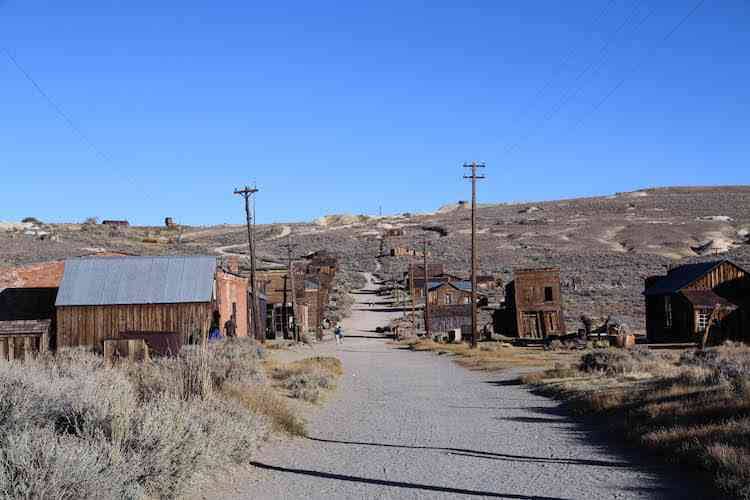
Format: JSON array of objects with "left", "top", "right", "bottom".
[
  {"left": 101, "top": 220, "right": 130, "bottom": 227},
  {"left": 644, "top": 260, "right": 750, "bottom": 343},
  {"left": 427, "top": 281, "right": 488, "bottom": 306},
  {"left": 497, "top": 267, "right": 565, "bottom": 338}
]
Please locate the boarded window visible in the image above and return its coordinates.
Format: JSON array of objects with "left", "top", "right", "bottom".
[
  {"left": 544, "top": 287, "right": 554, "bottom": 302},
  {"left": 444, "top": 294, "right": 453, "bottom": 305},
  {"left": 665, "top": 296, "right": 673, "bottom": 329}
]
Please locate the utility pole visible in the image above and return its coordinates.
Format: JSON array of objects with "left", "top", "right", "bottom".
[
  {"left": 234, "top": 186, "right": 262, "bottom": 343},
  {"left": 409, "top": 259, "right": 416, "bottom": 337},
  {"left": 281, "top": 275, "right": 290, "bottom": 339},
  {"left": 463, "top": 162, "right": 485, "bottom": 348},
  {"left": 422, "top": 237, "right": 431, "bottom": 339},
  {"left": 281, "top": 237, "right": 300, "bottom": 342}
]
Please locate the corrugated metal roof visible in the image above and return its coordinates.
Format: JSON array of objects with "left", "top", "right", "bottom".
[{"left": 55, "top": 256, "right": 216, "bottom": 306}]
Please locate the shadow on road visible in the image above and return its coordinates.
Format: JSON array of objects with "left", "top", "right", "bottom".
[
  {"left": 305, "top": 437, "right": 634, "bottom": 468},
  {"left": 249, "top": 461, "right": 566, "bottom": 499}
]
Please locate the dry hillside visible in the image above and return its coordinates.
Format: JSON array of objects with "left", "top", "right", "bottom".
[{"left": 2, "top": 186, "right": 749, "bottom": 333}]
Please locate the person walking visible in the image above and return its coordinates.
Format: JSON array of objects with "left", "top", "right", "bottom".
[{"left": 334, "top": 323, "right": 344, "bottom": 345}]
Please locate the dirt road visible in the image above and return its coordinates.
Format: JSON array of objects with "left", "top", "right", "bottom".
[{"left": 234, "top": 275, "right": 702, "bottom": 499}]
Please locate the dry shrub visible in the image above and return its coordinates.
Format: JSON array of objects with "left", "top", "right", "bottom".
[
  {"left": 224, "top": 384, "right": 306, "bottom": 437},
  {"left": 0, "top": 344, "right": 270, "bottom": 499},
  {"left": 520, "top": 365, "right": 581, "bottom": 384},
  {"left": 269, "top": 356, "right": 342, "bottom": 403},
  {"left": 0, "top": 426, "right": 140, "bottom": 500},
  {"left": 126, "top": 338, "right": 265, "bottom": 402},
  {"left": 580, "top": 347, "right": 674, "bottom": 377},
  {"left": 526, "top": 341, "right": 750, "bottom": 499},
  {"left": 707, "top": 443, "right": 750, "bottom": 499}
]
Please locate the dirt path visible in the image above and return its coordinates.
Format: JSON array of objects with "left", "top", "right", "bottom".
[
  {"left": 213, "top": 225, "right": 292, "bottom": 256},
  {"left": 230, "top": 275, "right": 704, "bottom": 499}
]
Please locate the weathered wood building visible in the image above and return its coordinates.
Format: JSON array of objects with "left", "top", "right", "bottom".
[
  {"left": 497, "top": 267, "right": 565, "bottom": 338},
  {"left": 427, "top": 281, "right": 488, "bottom": 306},
  {"left": 55, "top": 256, "right": 229, "bottom": 348},
  {"left": 644, "top": 260, "right": 750, "bottom": 343}
]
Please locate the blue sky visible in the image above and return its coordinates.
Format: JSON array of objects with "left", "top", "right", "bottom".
[{"left": 1, "top": 1, "right": 748, "bottom": 225}]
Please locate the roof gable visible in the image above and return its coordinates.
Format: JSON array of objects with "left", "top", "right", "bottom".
[
  {"left": 645, "top": 260, "right": 746, "bottom": 295},
  {"left": 56, "top": 256, "right": 216, "bottom": 306}
]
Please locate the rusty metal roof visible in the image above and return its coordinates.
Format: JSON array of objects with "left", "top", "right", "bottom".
[{"left": 56, "top": 256, "right": 216, "bottom": 306}]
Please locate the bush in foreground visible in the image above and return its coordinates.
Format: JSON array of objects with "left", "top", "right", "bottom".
[
  {"left": 525, "top": 342, "right": 750, "bottom": 499},
  {"left": 0, "top": 339, "right": 272, "bottom": 499}
]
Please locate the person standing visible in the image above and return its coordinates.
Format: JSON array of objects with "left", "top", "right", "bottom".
[{"left": 334, "top": 323, "right": 344, "bottom": 344}]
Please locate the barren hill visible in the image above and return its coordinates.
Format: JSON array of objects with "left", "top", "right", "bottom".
[{"left": 2, "top": 186, "right": 749, "bottom": 332}]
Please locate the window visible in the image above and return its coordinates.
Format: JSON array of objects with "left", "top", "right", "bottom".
[
  {"left": 463, "top": 297, "right": 470, "bottom": 304},
  {"left": 697, "top": 309, "right": 711, "bottom": 332},
  {"left": 444, "top": 294, "right": 453, "bottom": 305},
  {"left": 544, "top": 287, "right": 554, "bottom": 302},
  {"left": 664, "top": 296, "right": 672, "bottom": 329}
]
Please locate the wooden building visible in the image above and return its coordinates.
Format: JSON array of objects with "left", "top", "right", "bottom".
[
  {"left": 383, "top": 228, "right": 405, "bottom": 237},
  {"left": 644, "top": 260, "right": 750, "bottom": 343},
  {"left": 498, "top": 267, "right": 565, "bottom": 338},
  {"left": 55, "top": 256, "right": 235, "bottom": 348},
  {"left": 427, "top": 304, "right": 472, "bottom": 335},
  {"left": 427, "top": 281, "right": 488, "bottom": 306}
]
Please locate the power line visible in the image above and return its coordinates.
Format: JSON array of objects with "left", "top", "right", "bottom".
[
  {"left": 504, "top": 0, "right": 618, "bottom": 132},
  {"left": 570, "top": 0, "right": 705, "bottom": 131},
  {"left": 504, "top": 1, "right": 654, "bottom": 154},
  {"left": 1, "top": 47, "right": 108, "bottom": 161}
]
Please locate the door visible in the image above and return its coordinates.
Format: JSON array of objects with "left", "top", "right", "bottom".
[
  {"left": 523, "top": 313, "right": 541, "bottom": 338},
  {"left": 542, "top": 311, "right": 559, "bottom": 336}
]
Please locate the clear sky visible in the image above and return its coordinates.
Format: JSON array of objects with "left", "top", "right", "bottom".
[{"left": 1, "top": 1, "right": 748, "bottom": 225}]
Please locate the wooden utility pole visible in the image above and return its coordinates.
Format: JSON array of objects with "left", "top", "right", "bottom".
[
  {"left": 422, "top": 237, "right": 431, "bottom": 339},
  {"left": 409, "top": 260, "right": 416, "bottom": 337},
  {"left": 234, "top": 186, "right": 262, "bottom": 343},
  {"left": 281, "top": 237, "right": 300, "bottom": 342},
  {"left": 464, "top": 162, "right": 485, "bottom": 348}
]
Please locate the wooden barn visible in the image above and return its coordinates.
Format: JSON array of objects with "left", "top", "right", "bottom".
[
  {"left": 498, "top": 267, "right": 565, "bottom": 339},
  {"left": 55, "top": 256, "right": 225, "bottom": 348},
  {"left": 644, "top": 260, "right": 750, "bottom": 343}
]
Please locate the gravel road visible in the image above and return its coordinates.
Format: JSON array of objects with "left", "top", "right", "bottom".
[{"left": 233, "top": 274, "right": 703, "bottom": 499}]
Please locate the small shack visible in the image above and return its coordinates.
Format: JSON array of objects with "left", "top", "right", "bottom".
[
  {"left": 498, "top": 267, "right": 565, "bottom": 339},
  {"left": 644, "top": 260, "right": 750, "bottom": 343},
  {"left": 55, "top": 256, "right": 219, "bottom": 348}
]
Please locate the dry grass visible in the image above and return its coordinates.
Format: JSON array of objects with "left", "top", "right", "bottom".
[
  {"left": 403, "top": 339, "right": 576, "bottom": 371},
  {"left": 0, "top": 339, "right": 278, "bottom": 499},
  {"left": 223, "top": 384, "right": 306, "bottom": 437},
  {"left": 524, "top": 341, "right": 750, "bottom": 499},
  {"left": 266, "top": 356, "right": 343, "bottom": 403}
]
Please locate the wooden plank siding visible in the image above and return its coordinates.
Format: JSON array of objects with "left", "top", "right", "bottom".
[
  {"left": 57, "top": 302, "right": 213, "bottom": 349},
  {"left": 683, "top": 261, "right": 748, "bottom": 293}
]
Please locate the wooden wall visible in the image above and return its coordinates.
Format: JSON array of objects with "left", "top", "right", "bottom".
[
  {"left": 511, "top": 268, "right": 565, "bottom": 338},
  {"left": 684, "top": 261, "right": 748, "bottom": 292},
  {"left": 57, "top": 302, "right": 213, "bottom": 349}
]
